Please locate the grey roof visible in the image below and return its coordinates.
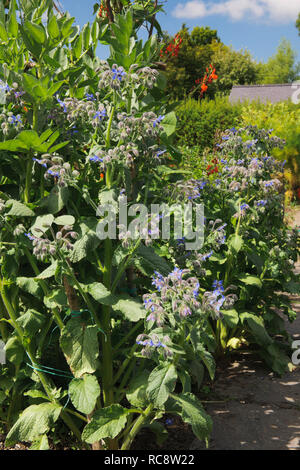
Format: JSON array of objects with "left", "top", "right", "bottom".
[{"left": 229, "top": 84, "right": 297, "bottom": 104}]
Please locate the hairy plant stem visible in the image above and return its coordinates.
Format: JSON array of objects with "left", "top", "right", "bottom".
[
  {"left": 24, "top": 157, "right": 33, "bottom": 204},
  {"left": 23, "top": 247, "right": 65, "bottom": 330},
  {"left": 24, "top": 105, "right": 39, "bottom": 203},
  {"left": 121, "top": 404, "right": 154, "bottom": 450},
  {"left": 0, "top": 280, "right": 85, "bottom": 445},
  {"left": 102, "top": 237, "right": 114, "bottom": 409}
]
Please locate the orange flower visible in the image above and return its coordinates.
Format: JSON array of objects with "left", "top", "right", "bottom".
[
  {"left": 201, "top": 83, "right": 208, "bottom": 92},
  {"left": 23, "top": 106, "right": 28, "bottom": 112},
  {"left": 100, "top": 172, "right": 104, "bottom": 180}
]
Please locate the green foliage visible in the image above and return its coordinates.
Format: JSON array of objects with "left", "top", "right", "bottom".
[
  {"left": 162, "top": 26, "right": 259, "bottom": 100},
  {"left": 175, "top": 96, "right": 242, "bottom": 152},
  {"left": 0, "top": 0, "right": 298, "bottom": 453},
  {"left": 82, "top": 404, "right": 130, "bottom": 443},
  {"left": 297, "top": 13, "right": 300, "bottom": 36},
  {"left": 5, "top": 402, "right": 62, "bottom": 446},
  {"left": 68, "top": 374, "right": 101, "bottom": 414},
  {"left": 161, "top": 25, "right": 218, "bottom": 100},
  {"left": 210, "top": 42, "right": 259, "bottom": 94},
  {"left": 256, "top": 39, "right": 300, "bottom": 84},
  {"left": 240, "top": 101, "right": 300, "bottom": 189},
  {"left": 60, "top": 319, "right": 100, "bottom": 378}
]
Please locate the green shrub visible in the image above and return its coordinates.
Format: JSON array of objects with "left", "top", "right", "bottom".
[
  {"left": 240, "top": 100, "right": 300, "bottom": 190},
  {"left": 175, "top": 96, "right": 243, "bottom": 150}
]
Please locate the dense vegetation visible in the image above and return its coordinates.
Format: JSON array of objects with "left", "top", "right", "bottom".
[{"left": 0, "top": 0, "right": 299, "bottom": 452}]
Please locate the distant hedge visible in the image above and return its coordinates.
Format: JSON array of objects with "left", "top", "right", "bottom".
[{"left": 175, "top": 96, "right": 243, "bottom": 150}]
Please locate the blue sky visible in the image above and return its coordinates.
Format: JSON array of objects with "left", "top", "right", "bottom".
[{"left": 59, "top": 0, "right": 300, "bottom": 63}]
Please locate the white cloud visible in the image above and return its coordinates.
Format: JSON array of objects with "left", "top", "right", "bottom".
[{"left": 173, "top": 0, "right": 300, "bottom": 23}]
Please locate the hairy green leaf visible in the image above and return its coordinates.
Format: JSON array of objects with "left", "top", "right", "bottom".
[{"left": 69, "top": 374, "right": 100, "bottom": 414}]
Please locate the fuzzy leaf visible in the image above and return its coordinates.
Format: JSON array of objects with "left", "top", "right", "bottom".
[
  {"left": 146, "top": 363, "right": 177, "bottom": 408},
  {"left": 16, "top": 277, "right": 43, "bottom": 298},
  {"left": 30, "top": 434, "right": 50, "bottom": 450},
  {"left": 31, "top": 214, "right": 54, "bottom": 237},
  {"left": 60, "top": 318, "right": 99, "bottom": 378},
  {"left": 16, "top": 309, "right": 46, "bottom": 335},
  {"left": 240, "top": 312, "right": 272, "bottom": 347},
  {"left": 80, "top": 282, "right": 117, "bottom": 306},
  {"left": 70, "top": 218, "right": 100, "bottom": 263},
  {"left": 5, "top": 336, "right": 24, "bottom": 366},
  {"left": 82, "top": 405, "right": 129, "bottom": 443},
  {"left": 239, "top": 275, "right": 262, "bottom": 288},
  {"left": 112, "top": 297, "right": 146, "bottom": 322},
  {"left": 161, "top": 111, "right": 177, "bottom": 137},
  {"left": 171, "top": 393, "right": 212, "bottom": 442},
  {"left": 5, "top": 403, "right": 61, "bottom": 446},
  {"left": 41, "top": 186, "right": 69, "bottom": 214},
  {"left": 54, "top": 215, "right": 75, "bottom": 226},
  {"left": 229, "top": 234, "right": 243, "bottom": 253},
  {"left": 44, "top": 289, "right": 68, "bottom": 309},
  {"left": 6, "top": 199, "right": 34, "bottom": 217},
  {"left": 36, "top": 261, "right": 58, "bottom": 280},
  {"left": 68, "top": 375, "right": 100, "bottom": 415},
  {"left": 134, "top": 243, "right": 171, "bottom": 277},
  {"left": 221, "top": 308, "right": 239, "bottom": 328},
  {"left": 126, "top": 370, "right": 150, "bottom": 408}
]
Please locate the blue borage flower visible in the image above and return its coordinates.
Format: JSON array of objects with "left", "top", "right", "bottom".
[
  {"left": 32, "top": 157, "right": 47, "bottom": 168},
  {"left": 112, "top": 66, "right": 126, "bottom": 81},
  {"left": 209, "top": 280, "right": 226, "bottom": 312},
  {"left": 202, "top": 250, "right": 213, "bottom": 261},
  {"left": 212, "top": 280, "right": 224, "bottom": 293},
  {"left": 136, "top": 339, "right": 167, "bottom": 348},
  {"left": 156, "top": 149, "right": 167, "bottom": 158},
  {"left": 151, "top": 271, "right": 165, "bottom": 291},
  {"left": 85, "top": 93, "right": 96, "bottom": 101},
  {"left": 198, "top": 180, "right": 207, "bottom": 189},
  {"left": 136, "top": 333, "right": 172, "bottom": 358},
  {"left": 14, "top": 91, "right": 25, "bottom": 99},
  {"left": 89, "top": 155, "right": 104, "bottom": 163},
  {"left": 169, "top": 267, "right": 184, "bottom": 280},
  {"left": 0, "top": 81, "right": 11, "bottom": 92},
  {"left": 165, "top": 418, "right": 173, "bottom": 426},
  {"left": 256, "top": 200, "right": 267, "bottom": 207},
  {"left": 25, "top": 233, "right": 35, "bottom": 241},
  {"left": 9, "top": 114, "right": 22, "bottom": 126},
  {"left": 193, "top": 281, "right": 200, "bottom": 299},
  {"left": 47, "top": 169, "right": 60, "bottom": 178},
  {"left": 153, "top": 115, "right": 165, "bottom": 128},
  {"left": 176, "top": 237, "right": 185, "bottom": 247},
  {"left": 56, "top": 95, "right": 67, "bottom": 113},
  {"left": 67, "top": 125, "right": 78, "bottom": 136},
  {"left": 93, "top": 109, "right": 107, "bottom": 121}
]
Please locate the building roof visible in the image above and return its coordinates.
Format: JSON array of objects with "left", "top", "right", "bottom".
[{"left": 229, "top": 84, "right": 297, "bottom": 104}]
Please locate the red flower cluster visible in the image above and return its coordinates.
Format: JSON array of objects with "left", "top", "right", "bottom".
[
  {"left": 195, "top": 64, "right": 218, "bottom": 96},
  {"left": 206, "top": 158, "right": 219, "bottom": 176},
  {"left": 98, "top": 2, "right": 109, "bottom": 18},
  {"left": 160, "top": 34, "right": 183, "bottom": 58}
]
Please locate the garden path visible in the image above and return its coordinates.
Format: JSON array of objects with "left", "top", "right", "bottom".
[{"left": 191, "top": 208, "right": 300, "bottom": 451}]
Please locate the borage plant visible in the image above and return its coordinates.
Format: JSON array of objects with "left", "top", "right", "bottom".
[{"left": 0, "top": 0, "right": 214, "bottom": 451}]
